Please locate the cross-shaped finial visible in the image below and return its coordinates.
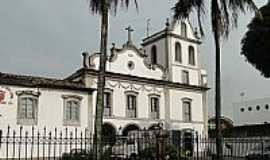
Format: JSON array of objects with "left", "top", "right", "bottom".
[{"left": 125, "top": 25, "right": 134, "bottom": 44}]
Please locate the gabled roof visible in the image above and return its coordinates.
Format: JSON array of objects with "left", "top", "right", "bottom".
[{"left": 0, "top": 72, "right": 93, "bottom": 92}]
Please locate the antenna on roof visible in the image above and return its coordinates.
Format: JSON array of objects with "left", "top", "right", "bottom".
[
  {"left": 146, "top": 19, "right": 151, "bottom": 37},
  {"left": 240, "top": 92, "right": 245, "bottom": 103}
]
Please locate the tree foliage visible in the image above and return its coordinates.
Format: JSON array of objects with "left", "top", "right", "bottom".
[
  {"left": 172, "top": 0, "right": 260, "bottom": 159},
  {"left": 241, "top": 1, "right": 270, "bottom": 77},
  {"left": 172, "top": 0, "right": 260, "bottom": 37},
  {"left": 89, "top": 0, "right": 138, "bottom": 15}
]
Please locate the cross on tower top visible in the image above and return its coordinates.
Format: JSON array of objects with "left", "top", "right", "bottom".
[{"left": 125, "top": 25, "right": 134, "bottom": 44}]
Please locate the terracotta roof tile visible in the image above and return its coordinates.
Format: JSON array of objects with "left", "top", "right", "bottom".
[{"left": 0, "top": 72, "right": 92, "bottom": 92}]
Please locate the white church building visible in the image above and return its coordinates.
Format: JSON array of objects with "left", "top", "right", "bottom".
[{"left": 0, "top": 19, "right": 209, "bottom": 139}]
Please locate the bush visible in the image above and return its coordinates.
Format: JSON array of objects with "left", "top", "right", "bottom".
[
  {"left": 138, "top": 145, "right": 191, "bottom": 160},
  {"left": 165, "top": 145, "right": 190, "bottom": 160},
  {"left": 60, "top": 147, "right": 114, "bottom": 160}
]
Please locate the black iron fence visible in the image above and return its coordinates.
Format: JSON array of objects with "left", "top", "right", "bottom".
[{"left": 1, "top": 126, "right": 270, "bottom": 160}]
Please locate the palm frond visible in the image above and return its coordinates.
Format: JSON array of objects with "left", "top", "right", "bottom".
[
  {"left": 172, "top": 0, "right": 205, "bottom": 37},
  {"left": 228, "top": 0, "right": 261, "bottom": 26},
  {"left": 172, "top": 0, "right": 260, "bottom": 39},
  {"left": 219, "top": 0, "right": 230, "bottom": 37},
  {"left": 89, "top": 0, "right": 138, "bottom": 15}
]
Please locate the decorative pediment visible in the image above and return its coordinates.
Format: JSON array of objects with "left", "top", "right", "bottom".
[{"left": 88, "top": 43, "right": 166, "bottom": 80}]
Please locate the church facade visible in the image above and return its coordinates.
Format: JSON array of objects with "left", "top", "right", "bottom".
[{"left": 0, "top": 20, "right": 209, "bottom": 138}]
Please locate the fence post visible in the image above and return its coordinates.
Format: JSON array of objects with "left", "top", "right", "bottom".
[
  {"left": 196, "top": 132, "right": 199, "bottom": 160},
  {"left": 261, "top": 140, "right": 264, "bottom": 159},
  {"left": 157, "top": 129, "right": 169, "bottom": 160},
  {"left": 0, "top": 129, "right": 2, "bottom": 148}
]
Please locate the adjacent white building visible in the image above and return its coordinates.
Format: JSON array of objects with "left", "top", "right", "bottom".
[
  {"left": 233, "top": 97, "right": 270, "bottom": 126},
  {"left": 0, "top": 19, "right": 209, "bottom": 139}
]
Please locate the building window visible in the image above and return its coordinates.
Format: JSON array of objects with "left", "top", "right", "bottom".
[
  {"left": 188, "top": 46, "right": 195, "bottom": 65},
  {"left": 151, "top": 45, "right": 157, "bottom": 65},
  {"left": 209, "top": 122, "right": 216, "bottom": 130},
  {"left": 256, "top": 105, "right": 260, "bottom": 111},
  {"left": 182, "top": 70, "right": 189, "bottom": 84},
  {"left": 248, "top": 107, "right": 252, "bottom": 111},
  {"left": 62, "top": 95, "right": 82, "bottom": 126},
  {"left": 265, "top": 104, "right": 269, "bottom": 110},
  {"left": 16, "top": 91, "right": 40, "bottom": 125},
  {"left": 182, "top": 99, "right": 192, "bottom": 122},
  {"left": 66, "top": 101, "right": 80, "bottom": 121},
  {"left": 266, "top": 104, "right": 269, "bottom": 110},
  {"left": 104, "top": 91, "right": 113, "bottom": 117},
  {"left": 125, "top": 91, "right": 138, "bottom": 118},
  {"left": 149, "top": 95, "right": 160, "bottom": 119},
  {"left": 175, "top": 42, "right": 182, "bottom": 63},
  {"left": 240, "top": 108, "right": 245, "bottom": 112},
  {"left": 181, "top": 22, "right": 187, "bottom": 38}
]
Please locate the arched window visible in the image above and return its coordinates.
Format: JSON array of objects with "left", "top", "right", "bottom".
[
  {"left": 175, "top": 42, "right": 182, "bottom": 62},
  {"left": 188, "top": 46, "right": 195, "bottom": 65},
  {"left": 125, "top": 91, "right": 138, "bottom": 118},
  {"left": 181, "top": 22, "right": 187, "bottom": 38},
  {"left": 182, "top": 99, "right": 192, "bottom": 122},
  {"left": 151, "top": 45, "right": 157, "bottom": 64},
  {"left": 148, "top": 94, "right": 160, "bottom": 119},
  {"left": 66, "top": 100, "right": 80, "bottom": 122},
  {"left": 16, "top": 90, "right": 40, "bottom": 125},
  {"left": 104, "top": 92, "right": 112, "bottom": 117},
  {"left": 62, "top": 95, "right": 82, "bottom": 126}
]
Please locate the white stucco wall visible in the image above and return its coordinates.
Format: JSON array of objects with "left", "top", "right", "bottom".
[
  {"left": 169, "top": 38, "right": 199, "bottom": 68},
  {"left": 144, "top": 38, "right": 167, "bottom": 67},
  {"left": 91, "top": 48, "right": 164, "bottom": 80},
  {"left": 89, "top": 77, "right": 165, "bottom": 119},
  {"left": 233, "top": 98, "right": 270, "bottom": 126},
  {"left": 87, "top": 74, "right": 205, "bottom": 135},
  {"left": 169, "top": 89, "right": 203, "bottom": 122},
  {"left": 0, "top": 85, "right": 91, "bottom": 134}
]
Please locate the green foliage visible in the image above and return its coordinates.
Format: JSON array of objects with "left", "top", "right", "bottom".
[
  {"left": 89, "top": 0, "right": 138, "bottom": 15},
  {"left": 60, "top": 147, "right": 113, "bottom": 160},
  {"left": 173, "top": 0, "right": 260, "bottom": 38},
  {"left": 138, "top": 147, "right": 156, "bottom": 159},
  {"left": 165, "top": 145, "right": 190, "bottom": 160},
  {"left": 241, "top": 1, "right": 270, "bottom": 78},
  {"left": 138, "top": 145, "right": 191, "bottom": 160}
]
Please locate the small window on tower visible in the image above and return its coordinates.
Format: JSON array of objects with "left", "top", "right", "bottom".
[
  {"left": 151, "top": 45, "right": 157, "bottom": 65},
  {"left": 181, "top": 22, "right": 187, "bottom": 38},
  {"left": 175, "top": 42, "right": 182, "bottom": 63},
  {"left": 182, "top": 70, "right": 189, "bottom": 84},
  {"left": 188, "top": 46, "right": 195, "bottom": 65}
]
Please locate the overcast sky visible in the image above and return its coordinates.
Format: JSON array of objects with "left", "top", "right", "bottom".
[{"left": 0, "top": 0, "right": 269, "bottom": 119}]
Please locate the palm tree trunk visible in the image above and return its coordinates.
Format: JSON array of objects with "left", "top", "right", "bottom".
[
  {"left": 214, "top": 30, "right": 223, "bottom": 160},
  {"left": 94, "top": 1, "right": 108, "bottom": 159}
]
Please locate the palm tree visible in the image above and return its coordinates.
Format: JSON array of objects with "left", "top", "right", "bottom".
[
  {"left": 89, "top": 0, "right": 137, "bottom": 159},
  {"left": 242, "top": 1, "right": 270, "bottom": 78},
  {"left": 172, "top": 0, "right": 260, "bottom": 159}
]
